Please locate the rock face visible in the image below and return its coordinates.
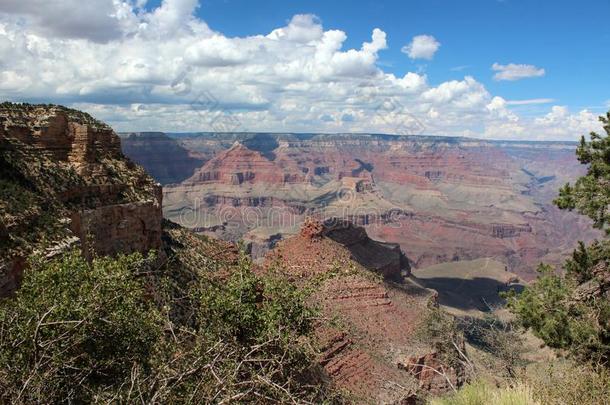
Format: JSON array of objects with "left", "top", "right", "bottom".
[
  {"left": 186, "top": 142, "right": 300, "bottom": 185},
  {"left": 70, "top": 197, "right": 163, "bottom": 258},
  {"left": 265, "top": 219, "right": 459, "bottom": 402},
  {"left": 398, "top": 352, "right": 464, "bottom": 394},
  {"left": 309, "top": 217, "right": 411, "bottom": 281},
  {"left": 121, "top": 132, "right": 204, "bottom": 184},
  {"left": 0, "top": 103, "right": 163, "bottom": 296},
  {"left": 132, "top": 132, "right": 601, "bottom": 279}
]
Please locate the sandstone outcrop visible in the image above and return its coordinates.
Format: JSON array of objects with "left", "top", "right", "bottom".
[
  {"left": 265, "top": 219, "right": 460, "bottom": 402},
  {"left": 0, "top": 103, "right": 163, "bottom": 296}
]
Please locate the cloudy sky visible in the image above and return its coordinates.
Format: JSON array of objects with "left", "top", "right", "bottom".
[{"left": 1, "top": 0, "right": 608, "bottom": 140}]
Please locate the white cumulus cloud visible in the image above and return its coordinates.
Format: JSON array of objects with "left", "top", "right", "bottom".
[
  {"left": 0, "top": 0, "right": 602, "bottom": 141},
  {"left": 401, "top": 35, "right": 440, "bottom": 60}
]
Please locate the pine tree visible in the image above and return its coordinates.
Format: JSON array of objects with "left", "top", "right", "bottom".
[{"left": 506, "top": 111, "right": 610, "bottom": 366}]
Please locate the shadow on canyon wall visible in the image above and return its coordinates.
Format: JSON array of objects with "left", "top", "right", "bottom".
[{"left": 414, "top": 276, "right": 525, "bottom": 312}]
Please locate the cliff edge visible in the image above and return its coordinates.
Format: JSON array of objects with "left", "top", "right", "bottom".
[{"left": 0, "top": 103, "right": 163, "bottom": 296}]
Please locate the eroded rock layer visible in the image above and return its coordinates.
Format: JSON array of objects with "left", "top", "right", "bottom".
[
  {"left": 123, "top": 132, "right": 599, "bottom": 279},
  {"left": 265, "top": 219, "right": 463, "bottom": 402},
  {"left": 1, "top": 103, "right": 162, "bottom": 296}
]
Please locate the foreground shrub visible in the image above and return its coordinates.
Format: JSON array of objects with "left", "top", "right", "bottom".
[
  {"left": 139, "top": 258, "right": 327, "bottom": 403},
  {"left": 0, "top": 251, "right": 162, "bottom": 402},
  {"left": 0, "top": 250, "right": 332, "bottom": 403}
]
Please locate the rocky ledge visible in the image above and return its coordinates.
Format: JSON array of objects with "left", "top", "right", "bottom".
[
  {"left": 265, "top": 218, "right": 462, "bottom": 402},
  {"left": 0, "top": 103, "right": 163, "bottom": 296},
  {"left": 299, "top": 217, "right": 411, "bottom": 281}
]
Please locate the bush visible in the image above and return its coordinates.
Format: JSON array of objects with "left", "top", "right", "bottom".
[
  {"left": 0, "top": 250, "right": 333, "bottom": 403},
  {"left": 504, "top": 265, "right": 573, "bottom": 349},
  {"left": 0, "top": 251, "right": 162, "bottom": 402},
  {"left": 505, "top": 262, "right": 610, "bottom": 365},
  {"left": 147, "top": 257, "right": 326, "bottom": 403}
]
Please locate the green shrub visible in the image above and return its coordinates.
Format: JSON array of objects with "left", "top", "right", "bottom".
[
  {"left": 0, "top": 250, "right": 333, "bottom": 403},
  {"left": 505, "top": 262, "right": 610, "bottom": 365},
  {"left": 504, "top": 265, "right": 573, "bottom": 349},
  {"left": 150, "top": 257, "right": 326, "bottom": 403},
  {"left": 0, "top": 251, "right": 162, "bottom": 402}
]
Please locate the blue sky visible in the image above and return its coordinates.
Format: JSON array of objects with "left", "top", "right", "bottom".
[
  {"left": 191, "top": 0, "right": 610, "bottom": 113},
  {"left": 0, "top": 0, "right": 608, "bottom": 139}
]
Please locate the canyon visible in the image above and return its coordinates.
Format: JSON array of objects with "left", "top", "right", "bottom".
[
  {"left": 122, "top": 132, "right": 599, "bottom": 280},
  {"left": 1, "top": 104, "right": 465, "bottom": 401}
]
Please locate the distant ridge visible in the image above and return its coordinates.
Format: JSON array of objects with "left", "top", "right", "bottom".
[{"left": 119, "top": 131, "right": 579, "bottom": 146}]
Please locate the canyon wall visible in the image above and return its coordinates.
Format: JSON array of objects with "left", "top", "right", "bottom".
[
  {"left": 121, "top": 132, "right": 205, "bottom": 184},
  {"left": 1, "top": 103, "right": 163, "bottom": 296},
  {"left": 121, "top": 132, "right": 599, "bottom": 279}
]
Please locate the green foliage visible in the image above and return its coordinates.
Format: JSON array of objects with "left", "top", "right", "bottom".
[
  {"left": 0, "top": 251, "right": 162, "bottom": 402},
  {"left": 0, "top": 250, "right": 332, "bottom": 403},
  {"left": 505, "top": 263, "right": 610, "bottom": 365},
  {"left": 504, "top": 265, "right": 573, "bottom": 349},
  {"left": 564, "top": 239, "right": 610, "bottom": 283},
  {"left": 555, "top": 111, "right": 610, "bottom": 234},
  {"left": 202, "top": 271, "right": 313, "bottom": 342},
  {"left": 145, "top": 258, "right": 325, "bottom": 403}
]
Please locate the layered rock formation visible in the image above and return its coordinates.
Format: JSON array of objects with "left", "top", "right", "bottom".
[
  {"left": 0, "top": 103, "right": 163, "bottom": 296},
  {"left": 186, "top": 142, "right": 306, "bottom": 185},
  {"left": 129, "top": 132, "right": 600, "bottom": 279},
  {"left": 265, "top": 219, "right": 464, "bottom": 402}
]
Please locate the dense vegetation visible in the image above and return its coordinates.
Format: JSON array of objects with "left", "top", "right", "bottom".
[
  {"left": 506, "top": 111, "right": 610, "bottom": 366},
  {"left": 0, "top": 248, "right": 331, "bottom": 403}
]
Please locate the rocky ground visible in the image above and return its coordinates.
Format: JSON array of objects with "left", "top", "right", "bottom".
[{"left": 266, "top": 217, "right": 466, "bottom": 402}]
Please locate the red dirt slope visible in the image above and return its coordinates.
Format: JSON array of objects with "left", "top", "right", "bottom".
[{"left": 265, "top": 218, "right": 464, "bottom": 403}]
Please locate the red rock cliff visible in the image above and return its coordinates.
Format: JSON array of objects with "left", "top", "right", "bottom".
[{"left": 0, "top": 103, "right": 163, "bottom": 296}]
